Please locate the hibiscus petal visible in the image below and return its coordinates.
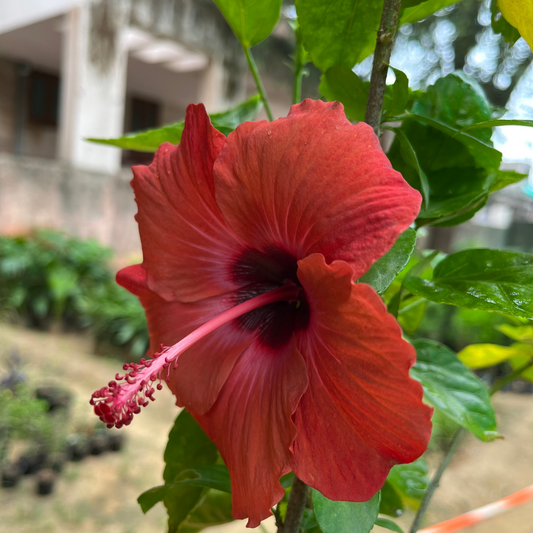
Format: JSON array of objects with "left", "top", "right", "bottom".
[
  {"left": 132, "top": 104, "right": 245, "bottom": 303},
  {"left": 194, "top": 340, "right": 308, "bottom": 527},
  {"left": 292, "top": 253, "right": 432, "bottom": 501},
  {"left": 214, "top": 99, "right": 421, "bottom": 280},
  {"left": 117, "top": 265, "right": 252, "bottom": 414}
]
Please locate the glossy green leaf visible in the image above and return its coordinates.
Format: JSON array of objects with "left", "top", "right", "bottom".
[
  {"left": 398, "top": 296, "right": 428, "bottom": 334},
  {"left": 296, "top": 0, "right": 383, "bottom": 71},
  {"left": 319, "top": 66, "right": 368, "bottom": 122},
  {"left": 498, "top": 324, "right": 533, "bottom": 342},
  {"left": 138, "top": 485, "right": 171, "bottom": 514},
  {"left": 359, "top": 229, "right": 417, "bottom": 294},
  {"left": 388, "top": 128, "right": 430, "bottom": 209},
  {"left": 179, "top": 490, "right": 234, "bottom": 533},
  {"left": 411, "top": 339, "right": 498, "bottom": 441},
  {"left": 313, "top": 489, "right": 380, "bottom": 533},
  {"left": 404, "top": 249, "right": 533, "bottom": 319},
  {"left": 162, "top": 410, "right": 219, "bottom": 533},
  {"left": 388, "top": 74, "right": 503, "bottom": 226},
  {"left": 490, "top": 0, "right": 521, "bottom": 45},
  {"left": 489, "top": 169, "right": 527, "bottom": 193},
  {"left": 379, "top": 481, "right": 404, "bottom": 517},
  {"left": 387, "top": 457, "right": 429, "bottom": 510},
  {"left": 460, "top": 119, "right": 533, "bottom": 132},
  {"left": 509, "top": 351, "right": 533, "bottom": 382},
  {"left": 173, "top": 465, "right": 231, "bottom": 493},
  {"left": 407, "top": 114, "right": 501, "bottom": 171},
  {"left": 374, "top": 518, "right": 405, "bottom": 533},
  {"left": 388, "top": 67, "right": 410, "bottom": 118},
  {"left": 87, "top": 95, "right": 262, "bottom": 152},
  {"left": 458, "top": 343, "right": 533, "bottom": 369},
  {"left": 400, "top": 0, "right": 461, "bottom": 24},
  {"left": 213, "top": 0, "right": 282, "bottom": 47}
]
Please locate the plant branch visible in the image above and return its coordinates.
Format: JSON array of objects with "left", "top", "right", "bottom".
[
  {"left": 281, "top": 476, "right": 309, "bottom": 533},
  {"left": 244, "top": 47, "right": 274, "bottom": 121},
  {"left": 409, "top": 360, "right": 533, "bottom": 532},
  {"left": 489, "top": 359, "right": 533, "bottom": 395},
  {"left": 364, "top": 0, "right": 402, "bottom": 134},
  {"left": 409, "top": 428, "right": 463, "bottom": 533}
]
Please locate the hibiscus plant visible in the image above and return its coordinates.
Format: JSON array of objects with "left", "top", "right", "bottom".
[{"left": 88, "top": 1, "right": 533, "bottom": 532}]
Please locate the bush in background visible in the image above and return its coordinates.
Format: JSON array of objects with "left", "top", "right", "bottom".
[{"left": 0, "top": 231, "right": 148, "bottom": 359}]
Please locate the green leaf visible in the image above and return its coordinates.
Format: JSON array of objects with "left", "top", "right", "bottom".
[
  {"left": 489, "top": 170, "right": 527, "bottom": 193},
  {"left": 319, "top": 66, "right": 368, "bottom": 122},
  {"left": 379, "top": 481, "right": 404, "bottom": 517},
  {"left": 387, "top": 67, "right": 410, "bottom": 118},
  {"left": 388, "top": 128, "right": 430, "bottom": 209},
  {"left": 210, "top": 94, "right": 263, "bottom": 134},
  {"left": 387, "top": 457, "right": 429, "bottom": 510},
  {"left": 313, "top": 490, "right": 380, "bottom": 533},
  {"left": 88, "top": 123, "right": 184, "bottom": 152},
  {"left": 400, "top": 0, "right": 462, "bottom": 25},
  {"left": 296, "top": 0, "right": 383, "bottom": 71},
  {"left": 359, "top": 229, "right": 417, "bottom": 294},
  {"left": 162, "top": 410, "right": 219, "bottom": 532},
  {"left": 388, "top": 73, "right": 503, "bottom": 226},
  {"left": 404, "top": 249, "right": 533, "bottom": 319},
  {"left": 490, "top": 0, "right": 521, "bottom": 46},
  {"left": 498, "top": 324, "right": 533, "bottom": 343},
  {"left": 213, "top": 0, "right": 282, "bottom": 47},
  {"left": 87, "top": 95, "right": 262, "bottom": 152},
  {"left": 407, "top": 114, "right": 501, "bottom": 171},
  {"left": 460, "top": 119, "right": 533, "bottom": 132},
  {"left": 172, "top": 465, "right": 231, "bottom": 493},
  {"left": 458, "top": 343, "right": 533, "bottom": 369},
  {"left": 509, "top": 352, "right": 533, "bottom": 383},
  {"left": 398, "top": 296, "right": 428, "bottom": 334},
  {"left": 179, "top": 490, "right": 234, "bottom": 533},
  {"left": 411, "top": 339, "right": 498, "bottom": 441},
  {"left": 374, "top": 518, "right": 405, "bottom": 533}
]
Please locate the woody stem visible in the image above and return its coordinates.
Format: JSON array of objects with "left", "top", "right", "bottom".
[
  {"left": 281, "top": 476, "right": 309, "bottom": 533},
  {"left": 365, "top": 0, "right": 402, "bottom": 135},
  {"left": 409, "top": 359, "right": 533, "bottom": 533}
]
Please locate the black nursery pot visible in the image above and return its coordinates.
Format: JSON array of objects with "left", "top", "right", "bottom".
[
  {"left": 36, "top": 469, "right": 56, "bottom": 496},
  {"left": 18, "top": 451, "right": 48, "bottom": 475},
  {"left": 1, "top": 463, "right": 21, "bottom": 488},
  {"left": 65, "top": 435, "right": 90, "bottom": 462},
  {"left": 47, "top": 452, "right": 66, "bottom": 473},
  {"left": 35, "top": 386, "right": 72, "bottom": 412},
  {"left": 108, "top": 433, "right": 125, "bottom": 452},
  {"left": 89, "top": 434, "right": 110, "bottom": 455}
]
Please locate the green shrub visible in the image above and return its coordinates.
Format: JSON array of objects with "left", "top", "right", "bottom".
[
  {"left": 0, "top": 230, "right": 112, "bottom": 328},
  {"left": 78, "top": 282, "right": 149, "bottom": 359},
  {"left": 0, "top": 231, "right": 148, "bottom": 359}
]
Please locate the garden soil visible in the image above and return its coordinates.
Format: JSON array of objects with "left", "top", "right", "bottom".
[{"left": 0, "top": 323, "right": 531, "bottom": 533}]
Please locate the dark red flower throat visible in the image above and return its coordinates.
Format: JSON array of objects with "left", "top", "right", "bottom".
[{"left": 233, "top": 246, "right": 310, "bottom": 349}]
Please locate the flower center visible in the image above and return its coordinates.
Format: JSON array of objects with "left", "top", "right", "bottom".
[
  {"left": 91, "top": 282, "right": 300, "bottom": 429},
  {"left": 231, "top": 246, "right": 310, "bottom": 349}
]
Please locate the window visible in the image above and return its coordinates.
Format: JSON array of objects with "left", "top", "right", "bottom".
[{"left": 28, "top": 70, "right": 59, "bottom": 127}]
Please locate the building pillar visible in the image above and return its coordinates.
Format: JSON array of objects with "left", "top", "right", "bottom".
[{"left": 58, "top": 0, "right": 129, "bottom": 174}]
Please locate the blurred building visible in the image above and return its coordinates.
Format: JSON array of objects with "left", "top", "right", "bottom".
[{"left": 0, "top": 0, "right": 246, "bottom": 257}]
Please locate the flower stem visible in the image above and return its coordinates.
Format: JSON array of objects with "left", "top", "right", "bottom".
[
  {"left": 365, "top": 0, "right": 402, "bottom": 135},
  {"left": 292, "top": 25, "right": 306, "bottom": 104},
  {"left": 409, "top": 359, "right": 533, "bottom": 532},
  {"left": 281, "top": 476, "right": 309, "bottom": 533},
  {"left": 244, "top": 46, "right": 274, "bottom": 121}
]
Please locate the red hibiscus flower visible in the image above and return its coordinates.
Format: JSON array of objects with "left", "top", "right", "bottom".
[{"left": 91, "top": 99, "right": 432, "bottom": 527}]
